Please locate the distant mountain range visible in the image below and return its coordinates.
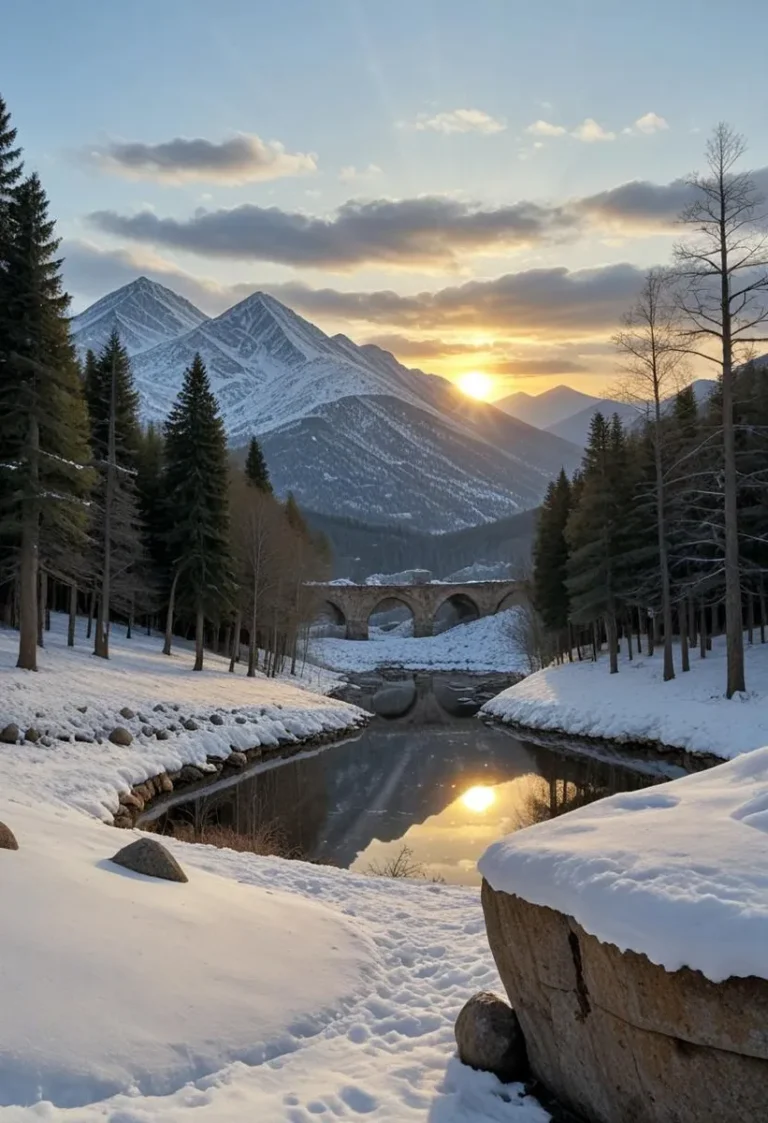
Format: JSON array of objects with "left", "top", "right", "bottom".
[
  {"left": 499, "top": 379, "right": 718, "bottom": 447},
  {"left": 71, "top": 278, "right": 582, "bottom": 532}
]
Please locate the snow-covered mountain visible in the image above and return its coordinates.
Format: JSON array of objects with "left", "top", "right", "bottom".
[
  {"left": 71, "top": 278, "right": 582, "bottom": 531},
  {"left": 71, "top": 276, "right": 209, "bottom": 357}
]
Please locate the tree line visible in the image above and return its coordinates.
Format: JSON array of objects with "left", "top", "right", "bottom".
[
  {"left": 0, "top": 92, "right": 330, "bottom": 674},
  {"left": 533, "top": 124, "right": 768, "bottom": 698}
]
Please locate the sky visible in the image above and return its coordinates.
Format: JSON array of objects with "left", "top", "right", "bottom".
[{"left": 2, "top": 0, "right": 768, "bottom": 399}]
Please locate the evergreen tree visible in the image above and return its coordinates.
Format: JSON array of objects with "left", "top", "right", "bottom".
[
  {"left": 85, "top": 331, "right": 144, "bottom": 657},
  {"left": 164, "top": 353, "right": 232, "bottom": 670},
  {"left": 0, "top": 92, "right": 22, "bottom": 261},
  {"left": 0, "top": 174, "right": 93, "bottom": 669},
  {"left": 532, "top": 468, "right": 572, "bottom": 642},
  {"left": 285, "top": 491, "right": 309, "bottom": 537},
  {"left": 244, "top": 436, "right": 272, "bottom": 493}
]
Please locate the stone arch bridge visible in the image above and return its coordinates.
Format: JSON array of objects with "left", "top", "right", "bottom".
[{"left": 309, "top": 580, "right": 527, "bottom": 640}]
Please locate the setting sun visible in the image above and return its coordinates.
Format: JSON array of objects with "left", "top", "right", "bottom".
[
  {"left": 457, "top": 370, "right": 494, "bottom": 401},
  {"left": 461, "top": 785, "right": 497, "bottom": 813}
]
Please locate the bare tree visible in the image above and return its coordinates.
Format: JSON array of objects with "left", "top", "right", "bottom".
[
  {"left": 674, "top": 123, "right": 768, "bottom": 697},
  {"left": 614, "top": 268, "right": 686, "bottom": 681}
]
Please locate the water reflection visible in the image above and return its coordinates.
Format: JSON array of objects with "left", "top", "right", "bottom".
[{"left": 150, "top": 714, "right": 657, "bottom": 885}]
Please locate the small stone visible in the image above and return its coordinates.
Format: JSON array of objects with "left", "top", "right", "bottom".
[
  {"left": 178, "top": 764, "right": 205, "bottom": 785},
  {"left": 119, "top": 707, "right": 136, "bottom": 720},
  {"left": 167, "top": 723, "right": 179, "bottom": 732},
  {"left": 76, "top": 705, "right": 88, "bottom": 713},
  {"left": 183, "top": 718, "right": 199, "bottom": 731},
  {"left": 74, "top": 733, "right": 94, "bottom": 743},
  {"left": 235, "top": 716, "right": 247, "bottom": 725},
  {"left": 0, "top": 723, "right": 20, "bottom": 745},
  {"left": 109, "top": 726, "right": 133, "bottom": 747},
  {"left": 210, "top": 713, "right": 224, "bottom": 726},
  {"left": 142, "top": 725, "right": 153, "bottom": 737},
  {"left": 119, "top": 791, "right": 144, "bottom": 810},
  {"left": 154, "top": 728, "right": 170, "bottom": 741},
  {"left": 0, "top": 821, "right": 19, "bottom": 850},
  {"left": 455, "top": 992, "right": 528, "bottom": 1084},
  {"left": 134, "top": 782, "right": 153, "bottom": 803},
  {"left": 24, "top": 727, "right": 40, "bottom": 743},
  {"left": 158, "top": 773, "right": 174, "bottom": 793},
  {"left": 227, "top": 751, "right": 247, "bottom": 769},
  {"left": 110, "top": 837, "right": 187, "bottom": 883},
  {"left": 153, "top": 703, "right": 165, "bottom": 713},
  {"left": 113, "top": 810, "right": 134, "bottom": 829}
]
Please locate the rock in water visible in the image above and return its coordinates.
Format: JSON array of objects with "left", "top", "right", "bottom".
[
  {"left": 0, "top": 822, "right": 19, "bottom": 850},
  {"left": 110, "top": 837, "right": 188, "bottom": 883},
  {"left": 455, "top": 991, "right": 528, "bottom": 1083},
  {"left": 109, "top": 726, "right": 133, "bottom": 746}
]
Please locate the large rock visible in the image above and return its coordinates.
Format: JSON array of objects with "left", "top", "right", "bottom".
[
  {"left": 0, "top": 821, "right": 18, "bottom": 850},
  {"left": 455, "top": 991, "right": 528, "bottom": 1083},
  {"left": 110, "top": 837, "right": 188, "bottom": 883},
  {"left": 0, "top": 723, "right": 20, "bottom": 744},
  {"left": 481, "top": 882, "right": 768, "bottom": 1123},
  {"left": 109, "top": 726, "right": 133, "bottom": 746},
  {"left": 371, "top": 682, "right": 416, "bottom": 718}
]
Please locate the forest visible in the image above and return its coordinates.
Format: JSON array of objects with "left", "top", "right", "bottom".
[
  {"left": 533, "top": 126, "right": 768, "bottom": 697},
  {"left": 0, "top": 93, "right": 330, "bottom": 675}
]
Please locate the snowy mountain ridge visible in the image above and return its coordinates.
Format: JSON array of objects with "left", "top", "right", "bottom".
[{"left": 71, "top": 277, "right": 582, "bottom": 530}]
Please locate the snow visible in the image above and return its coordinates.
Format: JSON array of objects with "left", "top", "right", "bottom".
[
  {"left": 0, "top": 614, "right": 549, "bottom": 1122},
  {"left": 311, "top": 610, "right": 528, "bottom": 674},
  {"left": 481, "top": 633, "right": 768, "bottom": 760},
  {"left": 0, "top": 615, "right": 361, "bottom": 820},
  {"left": 479, "top": 745, "right": 768, "bottom": 985}
]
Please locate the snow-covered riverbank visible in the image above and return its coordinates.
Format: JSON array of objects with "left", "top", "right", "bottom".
[
  {"left": 482, "top": 634, "right": 768, "bottom": 761},
  {"left": 0, "top": 618, "right": 549, "bottom": 1123}
]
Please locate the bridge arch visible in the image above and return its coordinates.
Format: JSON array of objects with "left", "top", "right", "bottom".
[
  {"left": 495, "top": 588, "right": 525, "bottom": 614},
  {"left": 432, "top": 592, "right": 481, "bottom": 634},
  {"left": 312, "top": 598, "right": 347, "bottom": 635},
  {"left": 367, "top": 594, "right": 417, "bottom": 637}
]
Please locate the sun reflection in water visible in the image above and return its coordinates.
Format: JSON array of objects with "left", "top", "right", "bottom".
[{"left": 460, "top": 785, "right": 496, "bottom": 813}]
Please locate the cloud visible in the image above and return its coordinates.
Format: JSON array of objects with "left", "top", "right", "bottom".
[
  {"left": 339, "top": 164, "right": 382, "bottom": 182},
  {"left": 63, "top": 240, "right": 646, "bottom": 340},
  {"left": 486, "top": 357, "right": 589, "bottom": 376},
  {"left": 411, "top": 108, "right": 506, "bottom": 134},
  {"left": 82, "top": 133, "right": 317, "bottom": 185},
  {"left": 525, "top": 119, "right": 567, "bottom": 137},
  {"left": 634, "top": 112, "right": 669, "bottom": 135},
  {"left": 571, "top": 118, "right": 616, "bottom": 142},
  {"left": 361, "top": 334, "right": 486, "bottom": 360},
  {"left": 87, "top": 195, "right": 577, "bottom": 269}
]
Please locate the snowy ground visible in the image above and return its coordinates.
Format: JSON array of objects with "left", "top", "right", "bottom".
[
  {"left": 311, "top": 610, "right": 527, "bottom": 674},
  {"left": 482, "top": 634, "right": 768, "bottom": 760},
  {"left": 480, "top": 746, "right": 768, "bottom": 985},
  {"left": 0, "top": 616, "right": 364, "bottom": 820},
  {"left": 0, "top": 616, "right": 549, "bottom": 1122}
]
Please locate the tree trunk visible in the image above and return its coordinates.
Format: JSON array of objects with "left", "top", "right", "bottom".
[
  {"left": 223, "top": 625, "right": 232, "bottom": 662},
  {"left": 68, "top": 583, "right": 77, "bottom": 647},
  {"left": 591, "top": 621, "right": 598, "bottom": 662},
  {"left": 700, "top": 600, "right": 707, "bottom": 659},
  {"left": 605, "top": 613, "right": 618, "bottom": 674},
  {"left": 626, "top": 616, "right": 633, "bottom": 661},
  {"left": 647, "top": 612, "right": 654, "bottom": 656},
  {"left": 229, "top": 610, "right": 241, "bottom": 673},
  {"left": 162, "top": 569, "right": 181, "bottom": 656},
  {"left": 636, "top": 607, "right": 643, "bottom": 656},
  {"left": 17, "top": 414, "right": 40, "bottom": 671},
  {"left": 720, "top": 256, "right": 745, "bottom": 694},
  {"left": 126, "top": 596, "right": 134, "bottom": 641},
  {"left": 194, "top": 605, "right": 204, "bottom": 671},
  {"left": 688, "top": 597, "right": 696, "bottom": 650},
  {"left": 748, "top": 593, "right": 754, "bottom": 645},
  {"left": 680, "top": 601, "right": 690, "bottom": 672},
  {"left": 651, "top": 394, "right": 675, "bottom": 680},
  {"left": 761, "top": 575, "right": 766, "bottom": 645},
  {"left": 94, "top": 355, "right": 118, "bottom": 660},
  {"left": 86, "top": 589, "right": 94, "bottom": 639},
  {"left": 37, "top": 568, "right": 47, "bottom": 648}
]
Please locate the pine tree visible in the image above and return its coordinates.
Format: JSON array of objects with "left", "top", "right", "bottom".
[
  {"left": 0, "top": 92, "right": 22, "bottom": 261},
  {"left": 0, "top": 174, "right": 93, "bottom": 669},
  {"left": 244, "top": 436, "right": 272, "bottom": 493},
  {"left": 164, "top": 353, "right": 232, "bottom": 670},
  {"left": 85, "top": 331, "right": 144, "bottom": 657},
  {"left": 533, "top": 469, "right": 572, "bottom": 645}
]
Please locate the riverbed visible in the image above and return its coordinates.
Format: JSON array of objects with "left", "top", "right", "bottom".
[{"left": 146, "top": 672, "right": 670, "bottom": 885}]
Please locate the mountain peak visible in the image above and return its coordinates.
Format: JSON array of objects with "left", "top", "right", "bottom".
[{"left": 71, "top": 275, "right": 208, "bottom": 358}]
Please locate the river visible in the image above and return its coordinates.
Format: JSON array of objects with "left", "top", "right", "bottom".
[{"left": 146, "top": 672, "right": 671, "bottom": 885}]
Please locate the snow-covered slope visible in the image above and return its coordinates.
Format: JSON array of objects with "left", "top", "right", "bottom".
[
  {"left": 545, "top": 397, "right": 642, "bottom": 445},
  {"left": 72, "top": 279, "right": 582, "bottom": 529},
  {"left": 71, "top": 276, "right": 209, "bottom": 357}
]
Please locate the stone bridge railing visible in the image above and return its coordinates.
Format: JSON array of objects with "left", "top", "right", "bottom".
[{"left": 308, "top": 580, "right": 528, "bottom": 640}]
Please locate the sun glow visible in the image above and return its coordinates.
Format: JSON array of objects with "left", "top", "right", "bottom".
[
  {"left": 460, "top": 785, "right": 497, "bottom": 813},
  {"left": 457, "top": 370, "right": 493, "bottom": 400}
]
